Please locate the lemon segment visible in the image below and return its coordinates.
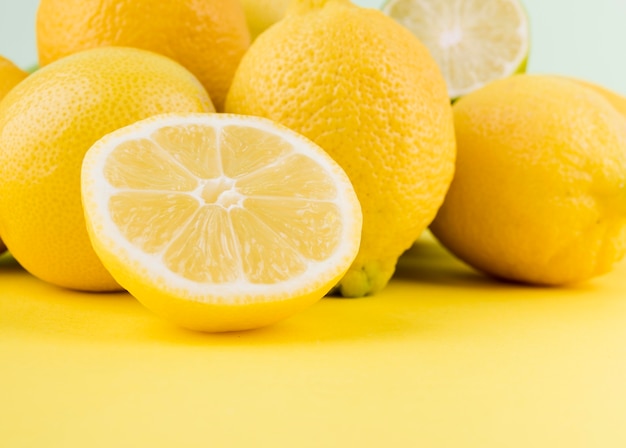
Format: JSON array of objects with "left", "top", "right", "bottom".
[
  {"left": 383, "top": 0, "right": 529, "bottom": 99},
  {"left": 81, "top": 113, "right": 362, "bottom": 332}
]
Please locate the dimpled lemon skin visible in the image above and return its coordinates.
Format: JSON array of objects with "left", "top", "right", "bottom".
[
  {"left": 226, "top": 0, "right": 456, "bottom": 297},
  {"left": 430, "top": 75, "right": 626, "bottom": 285},
  {"left": 0, "top": 47, "right": 214, "bottom": 291},
  {"left": 36, "top": 0, "right": 249, "bottom": 111}
]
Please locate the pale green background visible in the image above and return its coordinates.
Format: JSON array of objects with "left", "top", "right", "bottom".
[{"left": 1, "top": 0, "right": 625, "bottom": 94}]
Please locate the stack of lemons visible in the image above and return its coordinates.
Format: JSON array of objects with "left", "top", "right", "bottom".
[
  {"left": 382, "top": 0, "right": 626, "bottom": 285},
  {"left": 0, "top": 0, "right": 625, "bottom": 332}
]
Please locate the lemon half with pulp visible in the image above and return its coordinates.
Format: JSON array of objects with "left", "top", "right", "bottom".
[
  {"left": 81, "top": 113, "right": 362, "bottom": 332},
  {"left": 383, "top": 0, "right": 530, "bottom": 99}
]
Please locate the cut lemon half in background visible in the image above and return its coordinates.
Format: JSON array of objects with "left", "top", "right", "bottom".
[
  {"left": 383, "top": 0, "right": 529, "bottom": 99},
  {"left": 81, "top": 113, "right": 362, "bottom": 332}
]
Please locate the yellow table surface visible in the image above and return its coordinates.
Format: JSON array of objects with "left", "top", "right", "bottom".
[{"left": 2, "top": 232, "right": 626, "bottom": 447}]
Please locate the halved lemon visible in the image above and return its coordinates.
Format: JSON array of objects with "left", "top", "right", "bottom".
[
  {"left": 81, "top": 113, "right": 362, "bottom": 332},
  {"left": 383, "top": 0, "right": 530, "bottom": 99}
]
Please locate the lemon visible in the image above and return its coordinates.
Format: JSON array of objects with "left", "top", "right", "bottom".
[
  {"left": 0, "top": 55, "right": 28, "bottom": 101},
  {"left": 0, "top": 47, "right": 214, "bottom": 291},
  {"left": 430, "top": 74, "right": 626, "bottom": 285},
  {"left": 226, "top": 0, "right": 456, "bottom": 297},
  {"left": 36, "top": 0, "right": 249, "bottom": 111},
  {"left": 0, "top": 55, "right": 29, "bottom": 255},
  {"left": 383, "top": 0, "right": 530, "bottom": 99},
  {"left": 564, "top": 78, "right": 626, "bottom": 117},
  {"left": 81, "top": 113, "right": 362, "bottom": 332},
  {"left": 240, "top": 0, "right": 290, "bottom": 40}
]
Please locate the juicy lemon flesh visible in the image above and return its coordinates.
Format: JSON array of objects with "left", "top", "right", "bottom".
[
  {"left": 384, "top": 0, "right": 529, "bottom": 98},
  {"left": 83, "top": 114, "right": 362, "bottom": 332},
  {"left": 105, "top": 125, "right": 342, "bottom": 285}
]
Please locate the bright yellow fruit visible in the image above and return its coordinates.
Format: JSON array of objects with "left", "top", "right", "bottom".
[
  {"left": 0, "top": 55, "right": 28, "bottom": 101},
  {"left": 0, "top": 55, "right": 29, "bottom": 255},
  {"left": 0, "top": 47, "right": 214, "bottom": 291},
  {"left": 240, "top": 0, "right": 290, "bottom": 40},
  {"left": 383, "top": 0, "right": 529, "bottom": 99},
  {"left": 430, "top": 74, "right": 626, "bottom": 285},
  {"left": 36, "top": 0, "right": 249, "bottom": 111},
  {"left": 565, "top": 78, "right": 626, "bottom": 117},
  {"left": 81, "top": 113, "right": 362, "bottom": 332},
  {"left": 226, "top": 0, "right": 456, "bottom": 297}
]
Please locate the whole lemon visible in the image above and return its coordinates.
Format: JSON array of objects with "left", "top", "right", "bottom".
[
  {"left": 36, "top": 0, "right": 249, "bottom": 111},
  {"left": 0, "top": 56, "right": 28, "bottom": 255},
  {"left": 430, "top": 74, "right": 626, "bottom": 285},
  {"left": 240, "top": 0, "right": 290, "bottom": 40},
  {"left": 226, "top": 0, "right": 456, "bottom": 297},
  {"left": 0, "top": 47, "right": 214, "bottom": 291}
]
